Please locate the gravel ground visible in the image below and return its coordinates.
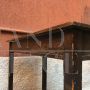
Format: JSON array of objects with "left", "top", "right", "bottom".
[{"left": 0, "top": 57, "right": 90, "bottom": 90}]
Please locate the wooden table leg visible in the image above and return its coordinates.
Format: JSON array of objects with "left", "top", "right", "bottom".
[
  {"left": 8, "top": 51, "right": 14, "bottom": 90},
  {"left": 42, "top": 56, "right": 47, "bottom": 90},
  {"left": 64, "top": 52, "right": 82, "bottom": 90}
]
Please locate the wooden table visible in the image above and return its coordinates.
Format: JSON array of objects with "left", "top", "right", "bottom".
[{"left": 8, "top": 22, "right": 90, "bottom": 90}]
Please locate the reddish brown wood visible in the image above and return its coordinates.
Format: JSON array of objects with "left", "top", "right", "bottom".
[{"left": 9, "top": 22, "right": 90, "bottom": 90}]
